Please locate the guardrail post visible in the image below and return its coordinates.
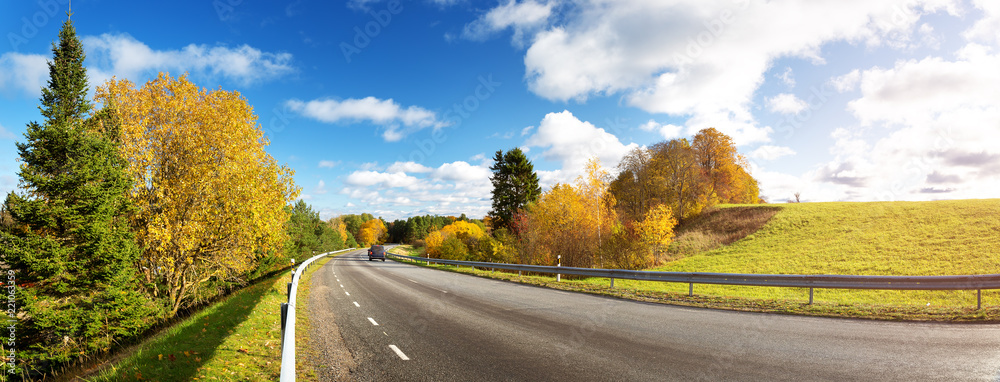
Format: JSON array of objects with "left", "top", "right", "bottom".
[
  {"left": 809, "top": 288, "right": 814, "bottom": 305},
  {"left": 280, "top": 302, "right": 288, "bottom": 348},
  {"left": 689, "top": 282, "right": 693, "bottom": 297},
  {"left": 610, "top": 278, "right": 614, "bottom": 288},
  {"left": 557, "top": 255, "right": 561, "bottom": 282},
  {"left": 978, "top": 289, "right": 982, "bottom": 310}
]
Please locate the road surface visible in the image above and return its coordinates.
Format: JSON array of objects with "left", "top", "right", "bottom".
[{"left": 309, "top": 249, "right": 1000, "bottom": 381}]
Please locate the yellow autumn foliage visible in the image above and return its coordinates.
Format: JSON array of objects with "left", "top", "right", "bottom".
[
  {"left": 425, "top": 220, "right": 485, "bottom": 258},
  {"left": 95, "top": 73, "right": 299, "bottom": 316},
  {"left": 357, "top": 219, "right": 387, "bottom": 246}
]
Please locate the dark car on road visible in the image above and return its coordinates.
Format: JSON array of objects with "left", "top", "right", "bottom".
[{"left": 368, "top": 245, "right": 386, "bottom": 261}]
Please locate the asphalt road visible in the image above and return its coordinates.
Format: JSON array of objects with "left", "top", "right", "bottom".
[{"left": 314, "top": 249, "right": 1000, "bottom": 381}]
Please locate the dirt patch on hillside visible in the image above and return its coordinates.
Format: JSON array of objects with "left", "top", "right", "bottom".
[{"left": 663, "top": 205, "right": 782, "bottom": 263}]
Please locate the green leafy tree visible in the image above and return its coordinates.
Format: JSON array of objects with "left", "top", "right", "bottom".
[
  {"left": 488, "top": 148, "right": 541, "bottom": 233},
  {"left": 0, "top": 16, "right": 157, "bottom": 371},
  {"left": 285, "top": 200, "right": 345, "bottom": 263}
]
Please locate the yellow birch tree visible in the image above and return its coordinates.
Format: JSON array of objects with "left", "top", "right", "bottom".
[{"left": 95, "top": 73, "right": 299, "bottom": 316}]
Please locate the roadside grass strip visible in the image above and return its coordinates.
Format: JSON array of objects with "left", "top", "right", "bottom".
[
  {"left": 85, "top": 253, "right": 341, "bottom": 381},
  {"left": 85, "top": 273, "right": 288, "bottom": 381}
]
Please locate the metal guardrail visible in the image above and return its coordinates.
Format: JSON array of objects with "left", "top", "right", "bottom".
[
  {"left": 279, "top": 248, "right": 355, "bottom": 382},
  {"left": 387, "top": 253, "right": 1000, "bottom": 308}
]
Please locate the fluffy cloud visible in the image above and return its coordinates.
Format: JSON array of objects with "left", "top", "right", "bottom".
[
  {"left": 344, "top": 170, "right": 420, "bottom": 188},
  {"left": 503, "top": 0, "right": 958, "bottom": 144},
  {"left": 82, "top": 33, "right": 294, "bottom": 87},
  {"left": 286, "top": 96, "right": 448, "bottom": 142},
  {"left": 431, "top": 161, "right": 491, "bottom": 182},
  {"left": 750, "top": 145, "right": 796, "bottom": 161},
  {"left": 462, "top": 0, "right": 554, "bottom": 44},
  {"left": 831, "top": 69, "right": 861, "bottom": 93},
  {"left": 337, "top": 159, "right": 495, "bottom": 219},
  {"left": 808, "top": 42, "right": 1000, "bottom": 201},
  {"left": 963, "top": 0, "right": 1000, "bottom": 43},
  {"left": 0, "top": 52, "right": 48, "bottom": 97},
  {"left": 524, "top": 110, "right": 637, "bottom": 181},
  {"left": 767, "top": 93, "right": 808, "bottom": 115},
  {"left": 638, "top": 119, "right": 683, "bottom": 140},
  {"left": 387, "top": 161, "right": 433, "bottom": 173}
]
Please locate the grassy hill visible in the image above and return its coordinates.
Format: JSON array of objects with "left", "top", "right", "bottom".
[{"left": 622, "top": 199, "right": 1000, "bottom": 308}]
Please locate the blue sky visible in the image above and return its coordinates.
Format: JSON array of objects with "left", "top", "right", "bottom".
[{"left": 1, "top": 0, "right": 998, "bottom": 220}]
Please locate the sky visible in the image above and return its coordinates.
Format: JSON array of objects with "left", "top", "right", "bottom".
[{"left": 1, "top": 0, "right": 998, "bottom": 220}]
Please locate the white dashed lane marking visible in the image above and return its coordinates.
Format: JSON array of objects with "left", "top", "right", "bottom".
[
  {"left": 389, "top": 345, "right": 410, "bottom": 360},
  {"left": 353, "top": 301, "right": 360, "bottom": 308},
  {"left": 368, "top": 317, "right": 379, "bottom": 326}
]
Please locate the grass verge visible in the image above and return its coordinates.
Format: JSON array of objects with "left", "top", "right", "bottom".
[
  {"left": 389, "top": 243, "right": 1000, "bottom": 322},
  {"left": 82, "top": 253, "right": 342, "bottom": 382}
]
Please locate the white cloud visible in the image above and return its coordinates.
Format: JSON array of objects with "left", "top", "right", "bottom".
[
  {"left": 831, "top": 69, "right": 861, "bottom": 93},
  {"left": 0, "top": 53, "right": 49, "bottom": 97},
  {"left": 524, "top": 110, "right": 637, "bottom": 181},
  {"left": 82, "top": 33, "right": 294, "bottom": 87},
  {"left": 431, "top": 161, "right": 491, "bottom": 182},
  {"left": 849, "top": 46, "right": 1000, "bottom": 127},
  {"left": 386, "top": 161, "right": 433, "bottom": 173},
  {"left": 510, "top": 0, "right": 957, "bottom": 145},
  {"left": 750, "top": 145, "right": 796, "bottom": 161},
  {"left": 344, "top": 170, "right": 420, "bottom": 188},
  {"left": 638, "top": 119, "right": 683, "bottom": 140},
  {"left": 963, "top": 0, "right": 1000, "bottom": 44},
  {"left": 520, "top": 126, "right": 535, "bottom": 136},
  {"left": 777, "top": 67, "right": 795, "bottom": 87},
  {"left": 767, "top": 93, "right": 808, "bottom": 115},
  {"left": 286, "top": 96, "right": 448, "bottom": 141},
  {"left": 315, "top": 180, "right": 328, "bottom": 195},
  {"left": 318, "top": 160, "right": 340, "bottom": 169},
  {"left": 806, "top": 42, "right": 1000, "bottom": 201},
  {"left": 462, "top": 0, "right": 554, "bottom": 44}
]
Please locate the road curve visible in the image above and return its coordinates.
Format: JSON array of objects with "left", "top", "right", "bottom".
[{"left": 311, "top": 250, "right": 1000, "bottom": 381}]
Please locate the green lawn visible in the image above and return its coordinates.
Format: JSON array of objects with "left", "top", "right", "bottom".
[{"left": 635, "top": 200, "right": 1000, "bottom": 308}]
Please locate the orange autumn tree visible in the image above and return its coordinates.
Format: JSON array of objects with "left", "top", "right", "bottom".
[
  {"left": 96, "top": 73, "right": 299, "bottom": 316},
  {"left": 692, "top": 127, "right": 757, "bottom": 204},
  {"left": 610, "top": 128, "right": 759, "bottom": 223}
]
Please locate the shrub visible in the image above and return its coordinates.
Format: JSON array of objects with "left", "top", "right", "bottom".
[{"left": 439, "top": 236, "right": 469, "bottom": 261}]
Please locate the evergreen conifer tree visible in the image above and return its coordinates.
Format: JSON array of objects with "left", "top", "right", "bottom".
[
  {"left": 0, "top": 15, "right": 157, "bottom": 371},
  {"left": 488, "top": 148, "right": 541, "bottom": 233}
]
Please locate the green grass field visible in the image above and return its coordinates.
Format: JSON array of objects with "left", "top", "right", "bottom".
[
  {"left": 391, "top": 199, "right": 1000, "bottom": 320},
  {"left": 635, "top": 200, "right": 1000, "bottom": 308}
]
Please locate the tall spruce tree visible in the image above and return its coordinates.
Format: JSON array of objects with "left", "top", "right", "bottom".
[
  {"left": 0, "top": 15, "right": 157, "bottom": 371},
  {"left": 488, "top": 148, "right": 541, "bottom": 233}
]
